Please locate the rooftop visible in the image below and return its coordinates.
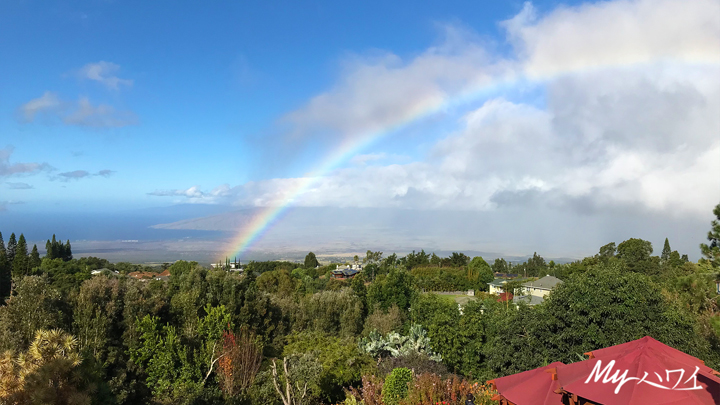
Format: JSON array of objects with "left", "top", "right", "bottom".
[{"left": 522, "top": 275, "right": 563, "bottom": 290}]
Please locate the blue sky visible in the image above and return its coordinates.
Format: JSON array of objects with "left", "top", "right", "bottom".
[
  {"left": 0, "top": 0, "right": 558, "bottom": 210},
  {"left": 1, "top": 0, "right": 718, "bottom": 261}
]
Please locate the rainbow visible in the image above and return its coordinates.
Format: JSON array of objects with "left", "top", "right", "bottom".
[
  {"left": 222, "top": 74, "right": 515, "bottom": 261},
  {"left": 221, "top": 51, "right": 720, "bottom": 260}
]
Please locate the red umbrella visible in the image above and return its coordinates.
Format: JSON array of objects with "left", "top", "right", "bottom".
[
  {"left": 585, "top": 336, "right": 718, "bottom": 376},
  {"left": 488, "top": 362, "right": 565, "bottom": 405},
  {"left": 551, "top": 337, "right": 720, "bottom": 404}
]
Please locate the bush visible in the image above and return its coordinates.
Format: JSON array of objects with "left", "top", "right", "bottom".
[{"left": 383, "top": 367, "right": 413, "bottom": 405}]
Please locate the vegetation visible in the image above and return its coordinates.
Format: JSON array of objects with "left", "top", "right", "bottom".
[{"left": 0, "top": 202, "right": 718, "bottom": 404}]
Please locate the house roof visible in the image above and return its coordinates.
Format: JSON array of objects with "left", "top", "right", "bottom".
[
  {"left": 488, "top": 278, "right": 508, "bottom": 287},
  {"left": 522, "top": 275, "right": 563, "bottom": 290},
  {"left": 513, "top": 295, "right": 545, "bottom": 306},
  {"left": 332, "top": 268, "right": 359, "bottom": 276}
]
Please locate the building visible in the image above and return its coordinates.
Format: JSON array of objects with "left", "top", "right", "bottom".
[
  {"left": 488, "top": 278, "right": 508, "bottom": 295},
  {"left": 521, "top": 275, "right": 563, "bottom": 298},
  {"left": 512, "top": 295, "right": 545, "bottom": 306},
  {"left": 331, "top": 267, "right": 360, "bottom": 279}
]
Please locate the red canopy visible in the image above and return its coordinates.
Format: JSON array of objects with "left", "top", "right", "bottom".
[
  {"left": 488, "top": 362, "right": 565, "bottom": 405},
  {"left": 553, "top": 337, "right": 720, "bottom": 404}
]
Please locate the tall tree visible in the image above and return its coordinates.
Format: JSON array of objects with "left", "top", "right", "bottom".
[
  {"left": 700, "top": 202, "right": 720, "bottom": 267},
  {"left": 304, "top": 252, "right": 319, "bottom": 269},
  {"left": 661, "top": 238, "right": 672, "bottom": 262},
  {"left": 49, "top": 234, "right": 58, "bottom": 259},
  {"left": 0, "top": 233, "right": 9, "bottom": 301},
  {"left": 64, "top": 240, "right": 73, "bottom": 261},
  {"left": 29, "top": 245, "right": 41, "bottom": 271},
  {"left": 11, "top": 234, "right": 28, "bottom": 278},
  {"left": 6, "top": 233, "right": 16, "bottom": 264}
]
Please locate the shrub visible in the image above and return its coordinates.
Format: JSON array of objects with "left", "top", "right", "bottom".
[{"left": 383, "top": 367, "right": 413, "bottom": 405}]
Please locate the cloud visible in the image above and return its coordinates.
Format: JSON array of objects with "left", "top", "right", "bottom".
[
  {"left": 96, "top": 169, "right": 115, "bottom": 177},
  {"left": 503, "top": 0, "right": 720, "bottom": 77},
  {"left": 58, "top": 170, "right": 91, "bottom": 180},
  {"left": 283, "top": 25, "right": 500, "bottom": 141},
  {"left": 62, "top": 97, "right": 138, "bottom": 128},
  {"left": 148, "top": 185, "right": 231, "bottom": 203},
  {"left": 18, "top": 91, "right": 62, "bottom": 122},
  {"left": 19, "top": 94, "right": 137, "bottom": 128},
  {"left": 0, "top": 147, "right": 51, "bottom": 177},
  {"left": 6, "top": 182, "right": 33, "bottom": 190},
  {"left": 212, "top": 0, "right": 720, "bottom": 220},
  {"left": 0, "top": 200, "right": 25, "bottom": 213},
  {"left": 78, "top": 61, "right": 133, "bottom": 90},
  {"left": 55, "top": 169, "right": 116, "bottom": 181}
]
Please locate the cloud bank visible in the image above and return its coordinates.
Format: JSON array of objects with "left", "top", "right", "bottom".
[{"left": 159, "top": 0, "right": 720, "bottom": 224}]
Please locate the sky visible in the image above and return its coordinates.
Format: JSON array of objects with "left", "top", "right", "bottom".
[{"left": 1, "top": 0, "right": 719, "bottom": 262}]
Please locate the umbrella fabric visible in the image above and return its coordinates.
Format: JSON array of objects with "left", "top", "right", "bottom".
[
  {"left": 555, "top": 338, "right": 720, "bottom": 404},
  {"left": 489, "top": 362, "right": 565, "bottom": 405}
]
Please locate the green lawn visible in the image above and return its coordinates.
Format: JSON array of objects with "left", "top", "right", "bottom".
[{"left": 425, "top": 292, "right": 477, "bottom": 305}]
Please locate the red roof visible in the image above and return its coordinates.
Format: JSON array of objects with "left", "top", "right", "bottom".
[
  {"left": 497, "top": 292, "right": 514, "bottom": 302},
  {"left": 488, "top": 337, "right": 720, "bottom": 405},
  {"left": 553, "top": 337, "right": 720, "bottom": 404},
  {"left": 489, "top": 362, "right": 565, "bottom": 405}
]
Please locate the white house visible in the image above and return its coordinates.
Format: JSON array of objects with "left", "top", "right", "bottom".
[
  {"left": 521, "top": 275, "right": 563, "bottom": 298},
  {"left": 488, "top": 278, "right": 508, "bottom": 295}
]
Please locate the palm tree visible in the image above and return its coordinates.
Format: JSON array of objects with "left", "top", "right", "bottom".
[{"left": 0, "top": 329, "right": 93, "bottom": 405}]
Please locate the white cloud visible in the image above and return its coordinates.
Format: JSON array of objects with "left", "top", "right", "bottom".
[
  {"left": 6, "top": 182, "right": 33, "bottom": 190},
  {"left": 213, "top": 0, "right": 720, "bottom": 219},
  {"left": 18, "top": 91, "right": 62, "bottom": 122},
  {"left": 78, "top": 61, "right": 133, "bottom": 90},
  {"left": 19, "top": 93, "right": 137, "bottom": 128},
  {"left": 0, "top": 147, "right": 51, "bottom": 177},
  {"left": 504, "top": 0, "right": 720, "bottom": 78},
  {"left": 63, "top": 97, "right": 138, "bottom": 128},
  {"left": 148, "top": 184, "right": 231, "bottom": 203}
]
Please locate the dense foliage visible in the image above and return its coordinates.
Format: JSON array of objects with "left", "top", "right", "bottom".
[{"left": 0, "top": 202, "right": 719, "bottom": 404}]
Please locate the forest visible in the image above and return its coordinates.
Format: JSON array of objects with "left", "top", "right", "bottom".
[{"left": 0, "top": 203, "right": 719, "bottom": 405}]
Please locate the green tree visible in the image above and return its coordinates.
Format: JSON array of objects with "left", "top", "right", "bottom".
[
  {"left": 0, "top": 276, "right": 65, "bottom": 351},
  {"left": 616, "top": 238, "right": 657, "bottom": 274},
  {"left": 11, "top": 234, "right": 29, "bottom": 278},
  {"left": 29, "top": 244, "right": 41, "bottom": 270},
  {"left": 468, "top": 256, "right": 494, "bottom": 291},
  {"left": 484, "top": 262, "right": 710, "bottom": 376},
  {"left": 269, "top": 354, "right": 323, "bottom": 405},
  {"left": 7, "top": 233, "right": 17, "bottom": 264},
  {"left": 382, "top": 367, "right": 412, "bottom": 405},
  {"left": 598, "top": 242, "right": 616, "bottom": 259},
  {"left": 0, "top": 232, "right": 10, "bottom": 301},
  {"left": 303, "top": 252, "right": 319, "bottom": 269},
  {"left": 283, "top": 331, "right": 373, "bottom": 403},
  {"left": 367, "top": 269, "right": 416, "bottom": 313},
  {"left": 491, "top": 258, "right": 508, "bottom": 274},
  {"left": 661, "top": 238, "right": 672, "bottom": 262},
  {"left": 700, "top": 202, "right": 720, "bottom": 267}
]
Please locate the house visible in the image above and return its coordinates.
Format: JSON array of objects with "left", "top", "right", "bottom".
[
  {"left": 512, "top": 295, "right": 545, "bottom": 306},
  {"left": 331, "top": 268, "right": 360, "bottom": 279},
  {"left": 210, "top": 262, "right": 244, "bottom": 271},
  {"left": 521, "top": 275, "right": 563, "bottom": 298},
  {"left": 488, "top": 278, "right": 511, "bottom": 295}
]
